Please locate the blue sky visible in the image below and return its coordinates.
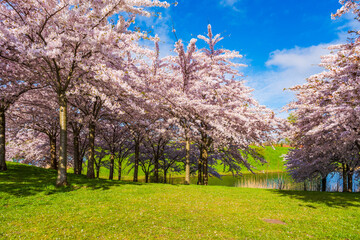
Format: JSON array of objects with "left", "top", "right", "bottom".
[{"left": 136, "top": 0, "right": 358, "bottom": 117}]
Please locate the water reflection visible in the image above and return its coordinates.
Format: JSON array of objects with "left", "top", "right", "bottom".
[{"left": 168, "top": 172, "right": 360, "bottom": 192}]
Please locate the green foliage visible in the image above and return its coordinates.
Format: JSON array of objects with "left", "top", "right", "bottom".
[
  {"left": 213, "top": 146, "right": 290, "bottom": 174},
  {"left": 287, "top": 113, "right": 297, "bottom": 124},
  {"left": 1, "top": 162, "right": 360, "bottom": 239}
]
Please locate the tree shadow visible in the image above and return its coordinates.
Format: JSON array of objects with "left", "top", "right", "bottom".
[
  {"left": 269, "top": 189, "right": 360, "bottom": 208},
  {"left": 0, "top": 162, "right": 143, "bottom": 198}
]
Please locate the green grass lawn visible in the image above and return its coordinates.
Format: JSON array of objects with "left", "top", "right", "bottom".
[{"left": 1, "top": 162, "right": 359, "bottom": 239}]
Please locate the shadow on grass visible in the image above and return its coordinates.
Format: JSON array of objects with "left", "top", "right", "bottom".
[
  {"left": 269, "top": 189, "right": 360, "bottom": 208},
  {"left": 0, "top": 162, "right": 143, "bottom": 198}
]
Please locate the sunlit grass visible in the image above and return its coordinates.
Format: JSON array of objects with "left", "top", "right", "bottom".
[{"left": 1, "top": 162, "right": 359, "bottom": 239}]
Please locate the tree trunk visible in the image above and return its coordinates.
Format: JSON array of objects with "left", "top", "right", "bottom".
[
  {"left": 164, "top": 169, "right": 167, "bottom": 183},
  {"left": 118, "top": 160, "right": 122, "bottom": 180},
  {"left": 321, "top": 175, "right": 327, "bottom": 192},
  {"left": 0, "top": 108, "right": 7, "bottom": 171},
  {"left": 303, "top": 181, "right": 307, "bottom": 191},
  {"left": 145, "top": 172, "right": 149, "bottom": 183},
  {"left": 133, "top": 139, "right": 139, "bottom": 182},
  {"left": 202, "top": 147, "right": 208, "bottom": 186},
  {"left": 73, "top": 132, "right": 80, "bottom": 174},
  {"left": 87, "top": 122, "right": 95, "bottom": 179},
  {"left": 347, "top": 167, "right": 353, "bottom": 193},
  {"left": 56, "top": 94, "right": 68, "bottom": 187},
  {"left": 109, "top": 153, "right": 114, "bottom": 180},
  {"left": 185, "top": 138, "right": 190, "bottom": 185},
  {"left": 154, "top": 157, "right": 159, "bottom": 183},
  {"left": 96, "top": 165, "right": 100, "bottom": 178},
  {"left": 49, "top": 136, "right": 57, "bottom": 170},
  {"left": 342, "top": 163, "right": 348, "bottom": 192},
  {"left": 197, "top": 157, "right": 203, "bottom": 185}
]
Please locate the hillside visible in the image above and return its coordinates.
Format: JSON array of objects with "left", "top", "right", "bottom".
[{"left": 1, "top": 162, "right": 359, "bottom": 239}]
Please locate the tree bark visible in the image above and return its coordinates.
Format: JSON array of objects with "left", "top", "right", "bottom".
[
  {"left": 154, "top": 156, "right": 159, "bottom": 183},
  {"left": 342, "top": 163, "right": 348, "bottom": 192},
  {"left": 109, "top": 153, "right": 114, "bottom": 180},
  {"left": 197, "top": 150, "right": 203, "bottom": 185},
  {"left": 87, "top": 122, "right": 95, "bottom": 179},
  {"left": 0, "top": 108, "right": 7, "bottom": 171},
  {"left": 202, "top": 146, "right": 208, "bottom": 186},
  {"left": 145, "top": 172, "right": 149, "bottom": 183},
  {"left": 96, "top": 165, "right": 100, "bottom": 178},
  {"left": 348, "top": 172, "right": 353, "bottom": 193},
  {"left": 49, "top": 136, "right": 57, "bottom": 170},
  {"left": 185, "top": 138, "right": 190, "bottom": 185},
  {"left": 56, "top": 94, "right": 68, "bottom": 187},
  {"left": 321, "top": 175, "right": 327, "bottom": 192},
  {"left": 164, "top": 169, "right": 167, "bottom": 183},
  {"left": 347, "top": 165, "right": 353, "bottom": 193},
  {"left": 118, "top": 159, "right": 122, "bottom": 180},
  {"left": 133, "top": 139, "right": 139, "bottom": 182},
  {"left": 73, "top": 131, "right": 80, "bottom": 174}
]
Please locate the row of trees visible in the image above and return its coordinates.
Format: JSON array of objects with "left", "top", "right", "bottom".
[
  {"left": 0, "top": 0, "right": 280, "bottom": 186},
  {"left": 285, "top": 0, "right": 360, "bottom": 192}
]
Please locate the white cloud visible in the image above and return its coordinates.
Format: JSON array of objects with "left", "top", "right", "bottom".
[
  {"left": 266, "top": 45, "right": 329, "bottom": 71},
  {"left": 247, "top": 15, "right": 359, "bottom": 118},
  {"left": 135, "top": 10, "right": 175, "bottom": 57},
  {"left": 220, "top": 0, "right": 242, "bottom": 12},
  {"left": 220, "top": 0, "right": 241, "bottom": 7}
]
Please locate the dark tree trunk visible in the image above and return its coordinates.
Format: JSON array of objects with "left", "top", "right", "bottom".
[
  {"left": 303, "top": 181, "right": 307, "bottom": 191},
  {"left": 96, "top": 165, "right": 100, "bottom": 178},
  {"left": 145, "top": 172, "right": 149, "bottom": 183},
  {"left": 154, "top": 157, "right": 159, "bottom": 183},
  {"left": 342, "top": 164, "right": 348, "bottom": 192},
  {"left": 185, "top": 138, "right": 190, "bottom": 185},
  {"left": 73, "top": 132, "right": 80, "bottom": 174},
  {"left": 109, "top": 153, "right": 114, "bottom": 180},
  {"left": 56, "top": 94, "right": 68, "bottom": 187},
  {"left": 321, "top": 175, "right": 327, "bottom": 192},
  {"left": 0, "top": 108, "right": 7, "bottom": 171},
  {"left": 164, "top": 169, "right": 167, "bottom": 183},
  {"left": 197, "top": 158, "right": 203, "bottom": 185},
  {"left": 118, "top": 160, "right": 122, "bottom": 180},
  {"left": 202, "top": 147, "right": 208, "bottom": 186},
  {"left": 347, "top": 168, "right": 353, "bottom": 193},
  {"left": 49, "top": 136, "right": 57, "bottom": 170},
  {"left": 133, "top": 139, "right": 139, "bottom": 182},
  {"left": 348, "top": 173, "right": 353, "bottom": 193},
  {"left": 87, "top": 122, "right": 95, "bottom": 179},
  {"left": 197, "top": 144, "right": 203, "bottom": 185},
  {"left": 78, "top": 151, "right": 83, "bottom": 175}
]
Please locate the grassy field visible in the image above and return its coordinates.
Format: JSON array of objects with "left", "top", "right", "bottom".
[
  {"left": 77, "top": 146, "right": 290, "bottom": 180},
  {"left": 1, "top": 162, "right": 360, "bottom": 239}
]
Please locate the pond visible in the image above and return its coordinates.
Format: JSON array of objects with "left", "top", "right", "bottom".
[{"left": 166, "top": 172, "right": 360, "bottom": 192}]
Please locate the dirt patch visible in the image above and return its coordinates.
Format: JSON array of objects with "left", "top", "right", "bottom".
[{"left": 263, "top": 219, "right": 286, "bottom": 225}]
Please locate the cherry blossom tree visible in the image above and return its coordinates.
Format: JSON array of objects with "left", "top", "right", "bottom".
[
  {"left": 0, "top": 0, "right": 168, "bottom": 186},
  {"left": 6, "top": 129, "right": 51, "bottom": 167},
  {"left": 97, "top": 116, "right": 133, "bottom": 180},
  {"left": 0, "top": 60, "right": 42, "bottom": 171},
  {"left": 68, "top": 109, "right": 88, "bottom": 175},
  {"left": 285, "top": 0, "right": 360, "bottom": 192},
  {"left": 165, "top": 25, "right": 280, "bottom": 185},
  {"left": 7, "top": 89, "right": 59, "bottom": 169},
  {"left": 161, "top": 38, "right": 203, "bottom": 184}
]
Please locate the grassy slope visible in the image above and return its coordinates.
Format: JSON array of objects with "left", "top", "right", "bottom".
[
  {"left": 1, "top": 162, "right": 360, "bottom": 239},
  {"left": 79, "top": 146, "right": 290, "bottom": 180}
]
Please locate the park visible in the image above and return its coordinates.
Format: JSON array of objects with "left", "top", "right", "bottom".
[{"left": 1, "top": 0, "right": 360, "bottom": 239}]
